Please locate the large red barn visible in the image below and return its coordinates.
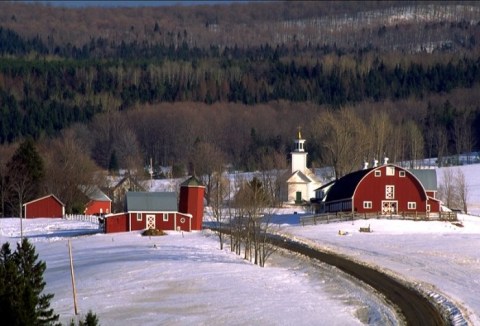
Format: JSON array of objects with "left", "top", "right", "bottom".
[
  {"left": 23, "top": 194, "right": 65, "bottom": 219},
  {"left": 317, "top": 163, "right": 440, "bottom": 216},
  {"left": 104, "top": 176, "right": 205, "bottom": 233}
]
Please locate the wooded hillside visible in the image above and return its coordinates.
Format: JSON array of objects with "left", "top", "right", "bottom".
[{"left": 1, "top": 1, "right": 480, "bottom": 178}]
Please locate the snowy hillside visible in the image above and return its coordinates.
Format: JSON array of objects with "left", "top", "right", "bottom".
[{"left": 0, "top": 163, "right": 479, "bottom": 324}]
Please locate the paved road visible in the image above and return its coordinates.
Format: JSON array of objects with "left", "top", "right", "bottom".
[{"left": 267, "top": 233, "right": 447, "bottom": 326}]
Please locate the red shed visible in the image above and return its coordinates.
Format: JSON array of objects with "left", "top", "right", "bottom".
[
  {"left": 82, "top": 186, "right": 112, "bottom": 215},
  {"left": 320, "top": 164, "right": 440, "bottom": 216},
  {"left": 23, "top": 194, "right": 65, "bottom": 219}
]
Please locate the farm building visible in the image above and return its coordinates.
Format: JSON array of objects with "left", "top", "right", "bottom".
[
  {"left": 280, "top": 130, "right": 322, "bottom": 204},
  {"left": 106, "top": 173, "right": 146, "bottom": 213},
  {"left": 104, "top": 176, "right": 205, "bottom": 233},
  {"left": 23, "top": 194, "right": 65, "bottom": 219},
  {"left": 82, "top": 186, "right": 112, "bottom": 215},
  {"left": 315, "top": 160, "right": 441, "bottom": 216}
]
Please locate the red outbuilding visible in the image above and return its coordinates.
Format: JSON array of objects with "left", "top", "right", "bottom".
[
  {"left": 23, "top": 194, "right": 65, "bottom": 219},
  {"left": 317, "top": 163, "right": 440, "bottom": 216},
  {"left": 82, "top": 186, "right": 112, "bottom": 215},
  {"left": 104, "top": 176, "right": 205, "bottom": 233}
]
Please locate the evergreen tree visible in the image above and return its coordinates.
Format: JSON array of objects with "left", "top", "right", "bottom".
[
  {"left": 6, "top": 138, "right": 45, "bottom": 217},
  {"left": 0, "top": 239, "right": 60, "bottom": 326}
]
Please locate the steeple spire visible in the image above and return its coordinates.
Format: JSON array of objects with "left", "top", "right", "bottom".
[
  {"left": 294, "top": 127, "right": 305, "bottom": 152},
  {"left": 291, "top": 128, "right": 307, "bottom": 173}
]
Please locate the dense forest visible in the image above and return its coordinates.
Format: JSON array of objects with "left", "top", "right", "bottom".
[{"left": 1, "top": 1, "right": 480, "bottom": 214}]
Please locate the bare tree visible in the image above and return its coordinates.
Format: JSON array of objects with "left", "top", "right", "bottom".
[
  {"left": 190, "top": 141, "right": 225, "bottom": 206},
  {"left": 438, "top": 168, "right": 468, "bottom": 212},
  {"left": 453, "top": 109, "right": 475, "bottom": 164},
  {"left": 367, "top": 110, "right": 393, "bottom": 161},
  {"left": 210, "top": 171, "right": 230, "bottom": 250},
  {"left": 311, "top": 108, "right": 369, "bottom": 179},
  {"left": 455, "top": 168, "right": 469, "bottom": 214},
  {"left": 41, "top": 130, "right": 105, "bottom": 214},
  {"left": 405, "top": 120, "right": 424, "bottom": 168},
  {"left": 233, "top": 176, "right": 275, "bottom": 267},
  {"left": 438, "top": 168, "right": 455, "bottom": 209}
]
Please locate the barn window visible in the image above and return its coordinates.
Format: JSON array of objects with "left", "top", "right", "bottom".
[
  {"left": 363, "top": 201, "right": 372, "bottom": 209},
  {"left": 375, "top": 170, "right": 381, "bottom": 177},
  {"left": 399, "top": 171, "right": 406, "bottom": 177},
  {"left": 426, "top": 204, "right": 431, "bottom": 212},
  {"left": 163, "top": 213, "right": 169, "bottom": 222},
  {"left": 386, "top": 166, "right": 395, "bottom": 176},
  {"left": 136, "top": 213, "right": 142, "bottom": 221},
  {"left": 408, "top": 202, "right": 416, "bottom": 210},
  {"left": 385, "top": 185, "right": 395, "bottom": 199},
  {"left": 180, "top": 217, "right": 186, "bottom": 223}
]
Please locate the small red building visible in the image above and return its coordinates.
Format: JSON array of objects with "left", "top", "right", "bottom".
[
  {"left": 82, "top": 186, "right": 112, "bottom": 215},
  {"left": 104, "top": 176, "right": 205, "bottom": 233},
  {"left": 23, "top": 194, "right": 65, "bottom": 219},
  {"left": 318, "top": 164, "right": 440, "bottom": 216}
]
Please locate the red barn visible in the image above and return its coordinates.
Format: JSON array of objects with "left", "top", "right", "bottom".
[
  {"left": 319, "top": 164, "right": 440, "bottom": 216},
  {"left": 23, "top": 194, "right": 65, "bottom": 218},
  {"left": 104, "top": 176, "right": 205, "bottom": 234},
  {"left": 82, "top": 186, "right": 112, "bottom": 215}
]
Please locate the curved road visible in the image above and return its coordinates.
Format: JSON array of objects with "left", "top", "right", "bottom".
[{"left": 266, "top": 233, "right": 447, "bottom": 326}]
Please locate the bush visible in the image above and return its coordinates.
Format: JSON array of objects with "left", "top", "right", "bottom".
[
  {"left": 69, "top": 310, "right": 100, "bottom": 326},
  {"left": 142, "top": 228, "right": 167, "bottom": 236}
]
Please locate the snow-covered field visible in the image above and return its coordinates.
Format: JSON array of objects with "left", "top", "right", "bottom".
[{"left": 0, "top": 163, "right": 479, "bottom": 325}]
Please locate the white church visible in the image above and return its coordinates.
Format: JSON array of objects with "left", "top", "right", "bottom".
[{"left": 280, "top": 130, "right": 322, "bottom": 204}]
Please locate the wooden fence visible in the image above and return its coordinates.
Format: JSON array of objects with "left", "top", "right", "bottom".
[
  {"left": 300, "top": 210, "right": 457, "bottom": 226},
  {"left": 64, "top": 214, "right": 100, "bottom": 224}
]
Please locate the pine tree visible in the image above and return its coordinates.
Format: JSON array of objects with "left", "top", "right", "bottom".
[
  {"left": 0, "top": 242, "right": 20, "bottom": 325},
  {"left": 0, "top": 239, "right": 60, "bottom": 326},
  {"left": 6, "top": 138, "right": 45, "bottom": 217}
]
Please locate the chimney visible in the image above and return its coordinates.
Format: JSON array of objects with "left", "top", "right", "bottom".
[
  {"left": 372, "top": 158, "right": 378, "bottom": 167},
  {"left": 383, "top": 157, "right": 389, "bottom": 165}
]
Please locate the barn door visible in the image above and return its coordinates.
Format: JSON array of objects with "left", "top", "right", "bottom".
[
  {"left": 146, "top": 214, "right": 155, "bottom": 230},
  {"left": 381, "top": 201, "right": 397, "bottom": 215}
]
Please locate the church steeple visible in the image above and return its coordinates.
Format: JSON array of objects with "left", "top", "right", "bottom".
[
  {"left": 294, "top": 127, "right": 305, "bottom": 152},
  {"left": 291, "top": 127, "right": 307, "bottom": 173}
]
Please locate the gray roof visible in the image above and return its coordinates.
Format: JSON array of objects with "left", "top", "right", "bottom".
[
  {"left": 79, "top": 185, "right": 111, "bottom": 202},
  {"left": 126, "top": 192, "right": 178, "bottom": 212},
  {"left": 410, "top": 169, "right": 437, "bottom": 191}
]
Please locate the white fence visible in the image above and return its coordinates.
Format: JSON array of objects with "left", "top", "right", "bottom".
[{"left": 64, "top": 214, "right": 100, "bottom": 224}]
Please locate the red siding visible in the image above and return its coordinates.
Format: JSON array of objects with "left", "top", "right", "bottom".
[
  {"left": 85, "top": 200, "right": 111, "bottom": 215},
  {"left": 179, "top": 186, "right": 205, "bottom": 230},
  {"left": 24, "top": 195, "right": 64, "bottom": 218},
  {"left": 105, "top": 212, "right": 193, "bottom": 234},
  {"left": 105, "top": 213, "right": 128, "bottom": 233}
]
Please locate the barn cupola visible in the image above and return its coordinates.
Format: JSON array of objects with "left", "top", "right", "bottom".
[
  {"left": 372, "top": 158, "right": 379, "bottom": 168},
  {"left": 363, "top": 160, "right": 369, "bottom": 170},
  {"left": 291, "top": 128, "right": 308, "bottom": 174},
  {"left": 383, "top": 156, "right": 389, "bottom": 165}
]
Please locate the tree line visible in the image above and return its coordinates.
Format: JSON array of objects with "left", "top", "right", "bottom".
[{"left": 1, "top": 43, "right": 480, "bottom": 147}]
